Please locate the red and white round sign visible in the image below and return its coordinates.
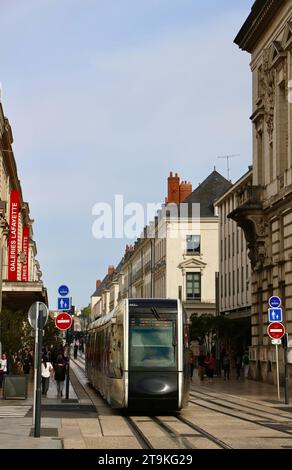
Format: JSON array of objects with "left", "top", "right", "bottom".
[
  {"left": 267, "top": 322, "right": 285, "bottom": 340},
  {"left": 55, "top": 312, "right": 73, "bottom": 331}
]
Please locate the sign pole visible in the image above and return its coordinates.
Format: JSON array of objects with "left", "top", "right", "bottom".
[
  {"left": 276, "top": 343, "right": 280, "bottom": 401},
  {"left": 283, "top": 334, "right": 289, "bottom": 405},
  {"left": 34, "top": 302, "right": 44, "bottom": 437},
  {"left": 33, "top": 303, "right": 39, "bottom": 425},
  {"left": 65, "top": 326, "right": 70, "bottom": 400}
]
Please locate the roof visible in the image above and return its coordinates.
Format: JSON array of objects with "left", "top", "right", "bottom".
[
  {"left": 215, "top": 167, "right": 253, "bottom": 206},
  {"left": 234, "top": 0, "right": 286, "bottom": 53},
  {"left": 184, "top": 170, "right": 232, "bottom": 217}
]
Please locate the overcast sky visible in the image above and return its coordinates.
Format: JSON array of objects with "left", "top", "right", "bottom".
[{"left": 0, "top": 0, "right": 254, "bottom": 308}]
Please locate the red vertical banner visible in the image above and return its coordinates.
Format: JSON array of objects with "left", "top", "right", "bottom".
[
  {"left": 8, "top": 190, "right": 20, "bottom": 281},
  {"left": 21, "top": 226, "right": 30, "bottom": 282}
]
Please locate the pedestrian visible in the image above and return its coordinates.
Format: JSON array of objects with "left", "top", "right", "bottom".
[
  {"left": 41, "top": 355, "right": 53, "bottom": 396},
  {"left": 0, "top": 353, "right": 8, "bottom": 388},
  {"left": 53, "top": 355, "right": 66, "bottom": 397},
  {"left": 223, "top": 353, "right": 230, "bottom": 381},
  {"left": 189, "top": 349, "right": 195, "bottom": 381},
  {"left": 74, "top": 343, "right": 78, "bottom": 359},
  {"left": 12, "top": 352, "right": 23, "bottom": 375},
  {"left": 205, "top": 353, "right": 216, "bottom": 383},
  {"left": 242, "top": 350, "right": 250, "bottom": 379},
  {"left": 197, "top": 351, "right": 205, "bottom": 381},
  {"left": 235, "top": 354, "right": 242, "bottom": 380},
  {"left": 22, "top": 351, "right": 32, "bottom": 376}
]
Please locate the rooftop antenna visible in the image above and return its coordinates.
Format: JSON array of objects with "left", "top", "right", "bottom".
[{"left": 217, "top": 154, "right": 240, "bottom": 181}]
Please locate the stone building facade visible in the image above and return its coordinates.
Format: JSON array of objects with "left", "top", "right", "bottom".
[
  {"left": 91, "top": 171, "right": 231, "bottom": 321},
  {"left": 232, "top": 0, "right": 292, "bottom": 383},
  {"left": 215, "top": 169, "right": 252, "bottom": 318},
  {"left": 0, "top": 101, "right": 47, "bottom": 317}
]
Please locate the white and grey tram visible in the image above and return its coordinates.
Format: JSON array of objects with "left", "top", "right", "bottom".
[{"left": 86, "top": 298, "right": 190, "bottom": 411}]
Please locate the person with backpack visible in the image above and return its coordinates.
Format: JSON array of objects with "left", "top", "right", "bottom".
[{"left": 53, "top": 355, "right": 66, "bottom": 397}]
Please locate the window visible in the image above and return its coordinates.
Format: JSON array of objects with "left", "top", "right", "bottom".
[
  {"left": 186, "top": 273, "right": 201, "bottom": 301},
  {"left": 228, "top": 272, "right": 231, "bottom": 297},
  {"left": 228, "top": 235, "right": 230, "bottom": 259},
  {"left": 129, "top": 318, "right": 176, "bottom": 369},
  {"left": 232, "top": 233, "right": 235, "bottom": 257},
  {"left": 242, "top": 266, "right": 244, "bottom": 293},
  {"left": 232, "top": 271, "right": 235, "bottom": 296},
  {"left": 186, "top": 235, "right": 201, "bottom": 254}
]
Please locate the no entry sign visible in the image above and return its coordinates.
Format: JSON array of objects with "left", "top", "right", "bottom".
[
  {"left": 267, "top": 322, "right": 285, "bottom": 340},
  {"left": 55, "top": 312, "right": 73, "bottom": 331}
]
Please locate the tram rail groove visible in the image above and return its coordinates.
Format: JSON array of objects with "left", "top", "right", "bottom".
[
  {"left": 124, "top": 417, "right": 153, "bottom": 449},
  {"left": 151, "top": 416, "right": 193, "bottom": 449},
  {"left": 189, "top": 396, "right": 292, "bottom": 437},
  {"left": 174, "top": 415, "right": 232, "bottom": 449},
  {"left": 190, "top": 389, "right": 292, "bottom": 421}
]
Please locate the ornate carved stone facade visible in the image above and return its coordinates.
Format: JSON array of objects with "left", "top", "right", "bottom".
[{"left": 234, "top": 0, "right": 292, "bottom": 384}]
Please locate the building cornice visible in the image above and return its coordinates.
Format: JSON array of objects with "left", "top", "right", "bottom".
[{"left": 234, "top": 0, "right": 286, "bottom": 53}]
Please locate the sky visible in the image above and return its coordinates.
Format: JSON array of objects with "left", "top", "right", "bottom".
[{"left": 0, "top": 0, "right": 254, "bottom": 308}]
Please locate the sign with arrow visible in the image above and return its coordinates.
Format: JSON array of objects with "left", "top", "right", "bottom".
[{"left": 268, "top": 308, "right": 283, "bottom": 323}]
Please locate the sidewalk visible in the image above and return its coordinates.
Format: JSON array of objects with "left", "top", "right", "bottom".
[
  {"left": 191, "top": 368, "right": 292, "bottom": 409},
  {"left": 0, "top": 371, "right": 79, "bottom": 449}
]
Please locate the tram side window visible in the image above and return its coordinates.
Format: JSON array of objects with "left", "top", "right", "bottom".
[{"left": 111, "top": 324, "right": 123, "bottom": 379}]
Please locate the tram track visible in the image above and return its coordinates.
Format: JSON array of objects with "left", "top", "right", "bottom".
[
  {"left": 70, "top": 356, "right": 232, "bottom": 449},
  {"left": 189, "top": 391, "right": 292, "bottom": 437},
  {"left": 190, "top": 388, "right": 292, "bottom": 421}
]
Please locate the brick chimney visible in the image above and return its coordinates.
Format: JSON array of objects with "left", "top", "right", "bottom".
[
  {"left": 179, "top": 180, "right": 193, "bottom": 202},
  {"left": 167, "top": 171, "right": 180, "bottom": 204},
  {"left": 108, "top": 265, "right": 115, "bottom": 277},
  {"left": 96, "top": 279, "right": 102, "bottom": 289}
]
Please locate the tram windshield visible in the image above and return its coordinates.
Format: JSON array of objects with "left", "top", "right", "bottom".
[{"left": 129, "top": 317, "right": 177, "bottom": 368}]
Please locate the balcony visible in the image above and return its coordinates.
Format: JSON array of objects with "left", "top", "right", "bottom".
[{"left": 228, "top": 185, "right": 266, "bottom": 271}]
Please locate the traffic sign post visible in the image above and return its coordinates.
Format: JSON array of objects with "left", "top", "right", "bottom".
[
  {"left": 267, "top": 322, "right": 286, "bottom": 402},
  {"left": 65, "top": 304, "right": 75, "bottom": 400},
  {"left": 282, "top": 333, "right": 290, "bottom": 405},
  {"left": 28, "top": 301, "right": 48, "bottom": 438}
]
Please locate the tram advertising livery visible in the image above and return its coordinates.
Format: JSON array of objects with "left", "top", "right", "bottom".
[{"left": 86, "top": 298, "right": 190, "bottom": 411}]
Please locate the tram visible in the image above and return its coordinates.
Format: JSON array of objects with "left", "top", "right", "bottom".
[{"left": 86, "top": 298, "right": 190, "bottom": 411}]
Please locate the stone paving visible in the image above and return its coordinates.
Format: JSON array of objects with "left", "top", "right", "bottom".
[{"left": 0, "top": 364, "right": 292, "bottom": 449}]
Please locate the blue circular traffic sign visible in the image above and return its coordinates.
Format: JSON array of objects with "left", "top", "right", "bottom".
[
  {"left": 269, "top": 296, "right": 281, "bottom": 308},
  {"left": 58, "top": 285, "right": 69, "bottom": 297}
]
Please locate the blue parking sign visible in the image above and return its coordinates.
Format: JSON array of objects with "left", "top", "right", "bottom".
[
  {"left": 58, "top": 297, "right": 71, "bottom": 311},
  {"left": 268, "top": 308, "right": 282, "bottom": 323}
]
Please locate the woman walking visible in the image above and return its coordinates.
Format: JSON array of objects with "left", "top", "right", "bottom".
[
  {"left": 41, "top": 355, "right": 53, "bottom": 396},
  {"left": 54, "top": 355, "right": 66, "bottom": 397},
  {"left": 0, "top": 353, "right": 8, "bottom": 389}
]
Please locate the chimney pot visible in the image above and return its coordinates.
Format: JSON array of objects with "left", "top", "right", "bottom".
[{"left": 108, "top": 265, "right": 115, "bottom": 276}]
